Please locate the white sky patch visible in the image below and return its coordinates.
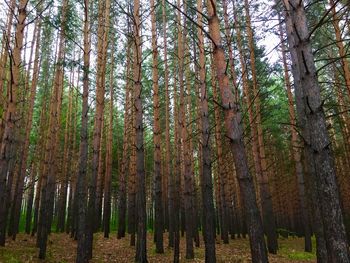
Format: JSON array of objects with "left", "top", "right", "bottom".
[{"left": 254, "top": 0, "right": 281, "bottom": 64}]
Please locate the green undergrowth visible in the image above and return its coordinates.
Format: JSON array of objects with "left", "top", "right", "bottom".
[{"left": 278, "top": 236, "right": 316, "bottom": 261}]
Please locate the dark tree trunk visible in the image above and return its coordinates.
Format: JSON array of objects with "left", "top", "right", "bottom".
[
  {"left": 86, "top": 0, "right": 110, "bottom": 256},
  {"left": 103, "top": 45, "right": 114, "bottom": 239},
  {"left": 197, "top": 0, "right": 216, "bottom": 261},
  {"left": 283, "top": 1, "right": 350, "bottom": 262},
  {"left": 151, "top": 0, "right": 164, "bottom": 254},
  {"left": 75, "top": 0, "right": 90, "bottom": 261},
  {"left": 0, "top": 0, "right": 28, "bottom": 246},
  {"left": 117, "top": 40, "right": 131, "bottom": 239},
  {"left": 133, "top": 0, "right": 147, "bottom": 261},
  {"left": 207, "top": 0, "right": 268, "bottom": 261}
]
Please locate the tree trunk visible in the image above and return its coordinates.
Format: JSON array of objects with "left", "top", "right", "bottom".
[
  {"left": 330, "top": 0, "right": 350, "bottom": 100},
  {"left": 133, "top": 0, "right": 147, "bottom": 261},
  {"left": 25, "top": 162, "right": 36, "bottom": 234},
  {"left": 56, "top": 69, "right": 74, "bottom": 233},
  {"left": 283, "top": 1, "right": 350, "bottom": 261},
  {"left": 95, "top": 118, "right": 105, "bottom": 231},
  {"left": 212, "top": 59, "right": 229, "bottom": 244},
  {"left": 75, "top": 0, "right": 91, "bottom": 261},
  {"left": 86, "top": 0, "right": 110, "bottom": 257},
  {"left": 197, "top": 0, "right": 216, "bottom": 261},
  {"left": 244, "top": 0, "right": 278, "bottom": 253},
  {"left": 0, "top": 0, "right": 28, "bottom": 246},
  {"left": 0, "top": 0, "right": 16, "bottom": 128},
  {"left": 277, "top": 12, "right": 312, "bottom": 252},
  {"left": 10, "top": 17, "right": 41, "bottom": 240},
  {"left": 161, "top": 0, "right": 174, "bottom": 249},
  {"left": 207, "top": 0, "right": 268, "bottom": 261},
  {"left": 117, "top": 35, "right": 132, "bottom": 240},
  {"left": 103, "top": 45, "right": 114, "bottom": 239},
  {"left": 128, "top": 98, "right": 136, "bottom": 246},
  {"left": 151, "top": 0, "right": 164, "bottom": 254}
]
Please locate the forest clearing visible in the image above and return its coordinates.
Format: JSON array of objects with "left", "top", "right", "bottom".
[{"left": 0, "top": 0, "right": 350, "bottom": 262}]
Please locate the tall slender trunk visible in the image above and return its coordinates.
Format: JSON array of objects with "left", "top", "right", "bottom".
[
  {"left": 95, "top": 118, "right": 105, "bottom": 231},
  {"left": 38, "top": 0, "right": 67, "bottom": 257},
  {"left": 133, "top": 0, "right": 147, "bottom": 261},
  {"left": 103, "top": 46, "right": 114, "bottom": 238},
  {"left": 75, "top": 0, "right": 91, "bottom": 261},
  {"left": 56, "top": 66, "right": 74, "bottom": 233},
  {"left": 172, "top": 43, "right": 180, "bottom": 263},
  {"left": 232, "top": 0, "right": 266, "bottom": 242},
  {"left": 0, "top": 0, "right": 28, "bottom": 246},
  {"left": 117, "top": 36, "right": 132, "bottom": 239},
  {"left": 10, "top": 17, "right": 41, "bottom": 240},
  {"left": 151, "top": 0, "right": 164, "bottom": 254},
  {"left": 277, "top": 13, "right": 312, "bottom": 252},
  {"left": 330, "top": 0, "right": 350, "bottom": 100},
  {"left": 223, "top": 0, "right": 239, "bottom": 103},
  {"left": 244, "top": 0, "right": 278, "bottom": 253},
  {"left": 182, "top": 5, "right": 194, "bottom": 257},
  {"left": 280, "top": 2, "right": 328, "bottom": 260},
  {"left": 162, "top": 0, "right": 173, "bottom": 248},
  {"left": 25, "top": 162, "right": 36, "bottom": 234},
  {"left": 0, "top": 0, "right": 16, "bottom": 124},
  {"left": 212, "top": 60, "right": 229, "bottom": 244},
  {"left": 197, "top": 0, "right": 216, "bottom": 261},
  {"left": 207, "top": 0, "right": 268, "bottom": 262},
  {"left": 31, "top": 93, "right": 50, "bottom": 237},
  {"left": 283, "top": 1, "right": 350, "bottom": 261},
  {"left": 128, "top": 97, "right": 136, "bottom": 246},
  {"left": 86, "top": 0, "right": 110, "bottom": 257}
]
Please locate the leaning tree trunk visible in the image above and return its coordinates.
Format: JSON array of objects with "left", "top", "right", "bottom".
[
  {"left": 206, "top": 0, "right": 268, "bottom": 262},
  {"left": 282, "top": 1, "right": 350, "bottom": 262},
  {"left": 277, "top": 13, "right": 312, "bottom": 252},
  {"left": 280, "top": 2, "right": 328, "bottom": 260}
]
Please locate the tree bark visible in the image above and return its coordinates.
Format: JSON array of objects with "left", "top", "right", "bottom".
[
  {"left": 151, "top": 0, "right": 164, "bottom": 254},
  {"left": 244, "top": 0, "right": 278, "bottom": 253},
  {"left": 103, "top": 45, "right": 114, "bottom": 239},
  {"left": 75, "top": 0, "right": 91, "bottom": 261},
  {"left": 133, "top": 0, "right": 147, "bottom": 261},
  {"left": 283, "top": 1, "right": 350, "bottom": 261},
  {"left": 38, "top": 0, "right": 67, "bottom": 255},
  {"left": 207, "top": 0, "right": 268, "bottom": 261},
  {"left": 0, "top": 0, "right": 28, "bottom": 246},
  {"left": 117, "top": 36, "right": 132, "bottom": 240},
  {"left": 86, "top": 0, "right": 110, "bottom": 257},
  {"left": 278, "top": 12, "right": 312, "bottom": 252},
  {"left": 197, "top": 0, "right": 216, "bottom": 261}
]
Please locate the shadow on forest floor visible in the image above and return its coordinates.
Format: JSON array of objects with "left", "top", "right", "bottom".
[{"left": 0, "top": 233, "right": 316, "bottom": 262}]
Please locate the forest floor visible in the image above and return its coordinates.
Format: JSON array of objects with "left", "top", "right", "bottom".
[{"left": 0, "top": 233, "right": 316, "bottom": 262}]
